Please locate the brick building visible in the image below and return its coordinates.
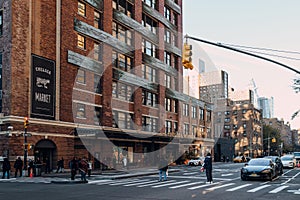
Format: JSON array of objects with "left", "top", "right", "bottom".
[{"left": 0, "top": 0, "right": 213, "bottom": 172}]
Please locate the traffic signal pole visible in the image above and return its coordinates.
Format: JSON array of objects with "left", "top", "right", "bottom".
[
  {"left": 184, "top": 35, "right": 300, "bottom": 74},
  {"left": 24, "top": 117, "right": 29, "bottom": 171}
]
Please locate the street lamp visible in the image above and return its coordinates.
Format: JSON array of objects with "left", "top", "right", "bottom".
[{"left": 23, "top": 117, "right": 29, "bottom": 171}]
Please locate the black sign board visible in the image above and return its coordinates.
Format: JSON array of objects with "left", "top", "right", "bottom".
[{"left": 31, "top": 55, "right": 55, "bottom": 119}]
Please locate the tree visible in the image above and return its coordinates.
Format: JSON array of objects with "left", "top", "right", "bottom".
[{"left": 263, "top": 125, "right": 281, "bottom": 156}]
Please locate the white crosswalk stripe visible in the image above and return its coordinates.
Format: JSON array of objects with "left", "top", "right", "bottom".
[
  {"left": 268, "top": 185, "right": 289, "bottom": 193},
  {"left": 206, "top": 183, "right": 235, "bottom": 191},
  {"left": 247, "top": 185, "right": 271, "bottom": 193},
  {"left": 152, "top": 180, "right": 190, "bottom": 188},
  {"left": 109, "top": 179, "right": 150, "bottom": 186},
  {"left": 226, "top": 183, "right": 252, "bottom": 191},
  {"left": 169, "top": 181, "right": 202, "bottom": 189},
  {"left": 137, "top": 180, "right": 176, "bottom": 188}
]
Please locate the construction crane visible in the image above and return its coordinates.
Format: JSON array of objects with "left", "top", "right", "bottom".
[{"left": 250, "top": 78, "right": 260, "bottom": 109}]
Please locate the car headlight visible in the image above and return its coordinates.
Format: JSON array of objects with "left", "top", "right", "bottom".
[
  {"left": 261, "top": 169, "right": 271, "bottom": 173},
  {"left": 241, "top": 168, "right": 248, "bottom": 173}
]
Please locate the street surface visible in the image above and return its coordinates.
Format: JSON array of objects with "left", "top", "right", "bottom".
[{"left": 0, "top": 163, "right": 299, "bottom": 200}]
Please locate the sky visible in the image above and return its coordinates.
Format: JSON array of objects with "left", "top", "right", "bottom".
[{"left": 183, "top": 0, "right": 300, "bottom": 130}]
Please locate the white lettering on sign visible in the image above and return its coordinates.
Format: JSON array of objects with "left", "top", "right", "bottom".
[
  {"left": 35, "top": 92, "right": 51, "bottom": 103},
  {"left": 35, "top": 67, "right": 51, "bottom": 75}
]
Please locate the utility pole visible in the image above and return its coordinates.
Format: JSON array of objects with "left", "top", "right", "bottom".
[{"left": 24, "top": 117, "right": 29, "bottom": 172}]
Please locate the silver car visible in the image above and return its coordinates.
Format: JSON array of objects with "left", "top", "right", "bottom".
[{"left": 281, "top": 155, "right": 296, "bottom": 168}]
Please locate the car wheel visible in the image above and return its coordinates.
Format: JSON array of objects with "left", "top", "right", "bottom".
[{"left": 241, "top": 174, "right": 247, "bottom": 181}]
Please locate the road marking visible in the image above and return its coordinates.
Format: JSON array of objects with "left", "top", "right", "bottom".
[
  {"left": 287, "top": 189, "right": 300, "bottom": 195},
  {"left": 109, "top": 179, "right": 149, "bottom": 186},
  {"left": 152, "top": 180, "right": 190, "bottom": 188},
  {"left": 226, "top": 183, "right": 252, "bottom": 191},
  {"left": 170, "top": 181, "right": 203, "bottom": 189},
  {"left": 87, "top": 179, "right": 113, "bottom": 184},
  {"left": 206, "top": 183, "right": 235, "bottom": 191},
  {"left": 269, "top": 185, "right": 289, "bottom": 193},
  {"left": 137, "top": 180, "right": 176, "bottom": 187},
  {"left": 247, "top": 185, "right": 271, "bottom": 192},
  {"left": 183, "top": 172, "right": 198, "bottom": 175},
  {"left": 221, "top": 173, "right": 233, "bottom": 177},
  {"left": 188, "top": 182, "right": 220, "bottom": 190},
  {"left": 124, "top": 180, "right": 158, "bottom": 186},
  {"left": 281, "top": 172, "right": 300, "bottom": 185}
]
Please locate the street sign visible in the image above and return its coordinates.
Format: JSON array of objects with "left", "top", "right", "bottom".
[{"left": 23, "top": 133, "right": 32, "bottom": 137}]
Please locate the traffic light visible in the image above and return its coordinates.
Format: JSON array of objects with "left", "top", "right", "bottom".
[
  {"left": 271, "top": 137, "right": 276, "bottom": 143},
  {"left": 24, "top": 117, "right": 29, "bottom": 129},
  {"left": 182, "top": 43, "right": 194, "bottom": 70}
]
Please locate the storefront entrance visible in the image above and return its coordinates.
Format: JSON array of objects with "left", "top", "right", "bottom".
[{"left": 34, "top": 139, "right": 57, "bottom": 172}]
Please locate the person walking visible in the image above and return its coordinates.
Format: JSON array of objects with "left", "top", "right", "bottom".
[
  {"left": 69, "top": 157, "right": 78, "bottom": 180},
  {"left": 56, "top": 157, "right": 64, "bottom": 173},
  {"left": 2, "top": 157, "right": 11, "bottom": 179},
  {"left": 203, "top": 152, "right": 213, "bottom": 184},
  {"left": 158, "top": 158, "right": 168, "bottom": 182},
  {"left": 14, "top": 157, "right": 23, "bottom": 177},
  {"left": 78, "top": 157, "right": 88, "bottom": 182}
]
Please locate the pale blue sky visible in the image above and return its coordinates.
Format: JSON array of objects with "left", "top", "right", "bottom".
[{"left": 183, "top": 0, "right": 300, "bottom": 129}]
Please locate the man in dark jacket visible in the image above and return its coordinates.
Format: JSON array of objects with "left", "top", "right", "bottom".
[
  {"left": 2, "top": 158, "right": 11, "bottom": 179},
  {"left": 14, "top": 157, "right": 23, "bottom": 177},
  {"left": 203, "top": 152, "right": 213, "bottom": 183}
]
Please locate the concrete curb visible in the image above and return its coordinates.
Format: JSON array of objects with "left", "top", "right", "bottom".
[{"left": 51, "top": 180, "right": 88, "bottom": 184}]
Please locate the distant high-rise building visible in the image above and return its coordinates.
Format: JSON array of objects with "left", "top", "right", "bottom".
[
  {"left": 199, "top": 70, "right": 229, "bottom": 102},
  {"left": 258, "top": 97, "right": 274, "bottom": 118}
]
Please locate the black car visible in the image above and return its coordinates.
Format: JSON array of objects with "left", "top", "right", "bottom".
[
  {"left": 241, "top": 158, "right": 277, "bottom": 181},
  {"left": 264, "top": 156, "right": 283, "bottom": 176}
]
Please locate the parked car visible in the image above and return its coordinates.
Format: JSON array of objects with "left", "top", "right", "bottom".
[
  {"left": 264, "top": 156, "right": 283, "bottom": 176},
  {"left": 241, "top": 158, "right": 277, "bottom": 181},
  {"left": 281, "top": 155, "right": 296, "bottom": 168},
  {"left": 187, "top": 157, "right": 204, "bottom": 166},
  {"left": 293, "top": 152, "right": 300, "bottom": 162},
  {"left": 233, "top": 156, "right": 250, "bottom": 163}
]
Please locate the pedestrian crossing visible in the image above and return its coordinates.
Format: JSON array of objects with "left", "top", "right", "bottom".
[{"left": 87, "top": 178, "right": 298, "bottom": 195}]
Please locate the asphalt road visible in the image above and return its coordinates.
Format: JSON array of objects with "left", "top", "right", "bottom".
[{"left": 0, "top": 163, "right": 299, "bottom": 200}]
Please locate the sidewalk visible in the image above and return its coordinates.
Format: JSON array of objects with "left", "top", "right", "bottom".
[{"left": 15, "top": 166, "right": 180, "bottom": 184}]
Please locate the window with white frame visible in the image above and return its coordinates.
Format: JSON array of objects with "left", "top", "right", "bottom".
[
  {"left": 78, "top": 1, "right": 86, "bottom": 16},
  {"left": 112, "top": 81, "right": 133, "bottom": 101},
  {"left": 192, "top": 106, "right": 197, "bottom": 118},
  {"left": 143, "top": 0, "right": 156, "bottom": 9},
  {"left": 165, "top": 74, "right": 171, "bottom": 88},
  {"left": 142, "top": 116, "right": 157, "bottom": 132},
  {"left": 183, "top": 103, "right": 189, "bottom": 116},
  {"left": 94, "top": 11, "right": 102, "bottom": 29},
  {"left": 142, "top": 14, "right": 157, "bottom": 34},
  {"left": 112, "top": 110, "right": 133, "bottom": 129},
  {"left": 164, "top": 51, "right": 171, "bottom": 66},
  {"left": 142, "top": 64, "right": 156, "bottom": 82},
  {"left": 77, "top": 34, "right": 86, "bottom": 49},
  {"left": 142, "top": 90, "right": 157, "bottom": 107},
  {"left": 142, "top": 39, "right": 157, "bottom": 58},
  {"left": 164, "top": 30, "right": 171, "bottom": 44},
  {"left": 184, "top": 124, "right": 189, "bottom": 135},
  {"left": 112, "top": 51, "right": 132, "bottom": 72},
  {"left": 199, "top": 108, "right": 204, "bottom": 120},
  {"left": 164, "top": 6, "right": 171, "bottom": 21},
  {"left": 165, "top": 98, "right": 171, "bottom": 112},
  {"left": 165, "top": 120, "right": 172, "bottom": 134},
  {"left": 112, "top": 22, "right": 133, "bottom": 46},
  {"left": 112, "top": 0, "right": 133, "bottom": 18}
]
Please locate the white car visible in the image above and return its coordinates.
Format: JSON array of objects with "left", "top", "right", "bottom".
[
  {"left": 281, "top": 155, "right": 296, "bottom": 168},
  {"left": 187, "top": 157, "right": 204, "bottom": 166}
]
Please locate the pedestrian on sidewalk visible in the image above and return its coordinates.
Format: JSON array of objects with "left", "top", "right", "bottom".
[
  {"left": 69, "top": 157, "right": 78, "bottom": 180},
  {"left": 14, "top": 157, "right": 23, "bottom": 178},
  {"left": 202, "top": 152, "right": 213, "bottom": 184},
  {"left": 158, "top": 158, "right": 168, "bottom": 182},
  {"left": 2, "top": 157, "right": 11, "bottom": 179},
  {"left": 78, "top": 157, "right": 88, "bottom": 182},
  {"left": 87, "top": 159, "right": 92, "bottom": 177},
  {"left": 56, "top": 157, "right": 64, "bottom": 173}
]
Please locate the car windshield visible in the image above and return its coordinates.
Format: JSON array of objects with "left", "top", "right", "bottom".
[
  {"left": 281, "top": 156, "right": 293, "bottom": 161},
  {"left": 264, "top": 157, "right": 275, "bottom": 162},
  {"left": 248, "top": 159, "right": 270, "bottom": 166}
]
